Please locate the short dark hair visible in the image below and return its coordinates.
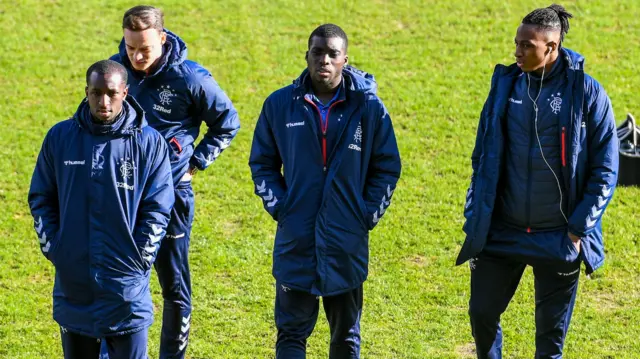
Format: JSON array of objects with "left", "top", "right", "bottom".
[
  {"left": 122, "top": 5, "right": 164, "bottom": 31},
  {"left": 86, "top": 60, "right": 128, "bottom": 85},
  {"left": 522, "top": 4, "right": 573, "bottom": 45},
  {"left": 308, "top": 24, "right": 348, "bottom": 51}
]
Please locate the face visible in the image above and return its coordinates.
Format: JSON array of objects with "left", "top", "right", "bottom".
[
  {"left": 514, "top": 24, "right": 558, "bottom": 73},
  {"left": 85, "top": 72, "right": 128, "bottom": 123},
  {"left": 124, "top": 28, "right": 166, "bottom": 73},
  {"left": 306, "top": 36, "right": 348, "bottom": 92}
]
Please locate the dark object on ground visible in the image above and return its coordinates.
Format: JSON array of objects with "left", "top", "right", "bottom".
[{"left": 617, "top": 113, "right": 640, "bottom": 186}]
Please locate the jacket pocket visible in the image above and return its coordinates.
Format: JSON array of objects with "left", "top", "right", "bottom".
[
  {"left": 274, "top": 192, "right": 290, "bottom": 223},
  {"left": 165, "top": 182, "right": 195, "bottom": 242},
  {"left": 562, "top": 232, "right": 580, "bottom": 263},
  {"left": 46, "top": 233, "right": 62, "bottom": 265},
  {"left": 168, "top": 137, "right": 182, "bottom": 164},
  {"left": 357, "top": 196, "right": 370, "bottom": 231}
]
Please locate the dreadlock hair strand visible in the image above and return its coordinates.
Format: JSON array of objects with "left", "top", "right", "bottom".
[{"left": 522, "top": 4, "right": 573, "bottom": 45}]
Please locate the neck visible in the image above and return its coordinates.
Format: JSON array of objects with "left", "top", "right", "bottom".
[
  {"left": 145, "top": 48, "right": 165, "bottom": 75},
  {"left": 311, "top": 77, "right": 341, "bottom": 103},
  {"left": 532, "top": 52, "right": 559, "bottom": 76}
]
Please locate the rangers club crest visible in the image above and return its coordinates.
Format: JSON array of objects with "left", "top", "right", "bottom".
[
  {"left": 116, "top": 157, "right": 137, "bottom": 191},
  {"left": 158, "top": 85, "right": 176, "bottom": 106},
  {"left": 547, "top": 92, "right": 562, "bottom": 114},
  {"left": 354, "top": 122, "right": 362, "bottom": 143}
]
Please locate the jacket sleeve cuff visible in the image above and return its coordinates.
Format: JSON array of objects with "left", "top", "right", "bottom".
[{"left": 189, "top": 156, "right": 205, "bottom": 171}]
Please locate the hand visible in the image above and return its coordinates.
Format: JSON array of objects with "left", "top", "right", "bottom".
[
  {"left": 568, "top": 232, "right": 581, "bottom": 253},
  {"left": 187, "top": 165, "right": 199, "bottom": 176},
  {"left": 180, "top": 166, "right": 197, "bottom": 182},
  {"left": 180, "top": 172, "right": 192, "bottom": 182}
]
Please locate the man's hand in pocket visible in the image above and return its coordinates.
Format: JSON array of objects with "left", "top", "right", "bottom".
[{"left": 568, "top": 232, "right": 581, "bottom": 253}]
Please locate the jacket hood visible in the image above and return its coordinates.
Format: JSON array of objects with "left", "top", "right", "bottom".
[
  {"left": 559, "top": 47, "right": 585, "bottom": 72},
  {"left": 118, "top": 28, "right": 187, "bottom": 77},
  {"left": 499, "top": 47, "right": 585, "bottom": 78},
  {"left": 293, "top": 65, "right": 377, "bottom": 96},
  {"left": 73, "top": 95, "right": 146, "bottom": 136}
]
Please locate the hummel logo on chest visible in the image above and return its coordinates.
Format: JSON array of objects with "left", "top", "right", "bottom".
[
  {"left": 64, "top": 160, "right": 85, "bottom": 166},
  {"left": 286, "top": 121, "right": 305, "bottom": 128},
  {"left": 508, "top": 98, "right": 522, "bottom": 104}
]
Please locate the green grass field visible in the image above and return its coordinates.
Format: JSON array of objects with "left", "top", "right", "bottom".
[{"left": 1, "top": 0, "right": 639, "bottom": 358}]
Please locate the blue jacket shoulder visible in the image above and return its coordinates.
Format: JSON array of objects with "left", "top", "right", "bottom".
[
  {"left": 109, "top": 53, "right": 122, "bottom": 63},
  {"left": 583, "top": 72, "right": 606, "bottom": 107},
  {"left": 263, "top": 84, "right": 295, "bottom": 110},
  {"left": 47, "top": 118, "right": 78, "bottom": 140},
  {"left": 139, "top": 125, "right": 169, "bottom": 153},
  {"left": 179, "top": 60, "right": 213, "bottom": 84}
]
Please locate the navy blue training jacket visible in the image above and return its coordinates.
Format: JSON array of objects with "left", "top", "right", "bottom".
[
  {"left": 28, "top": 97, "right": 174, "bottom": 337},
  {"left": 249, "top": 66, "right": 402, "bottom": 296},
  {"left": 111, "top": 29, "right": 240, "bottom": 184},
  {"left": 457, "top": 48, "right": 619, "bottom": 274}
]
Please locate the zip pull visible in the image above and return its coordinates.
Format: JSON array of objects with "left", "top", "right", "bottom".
[{"left": 561, "top": 127, "right": 566, "bottom": 167}]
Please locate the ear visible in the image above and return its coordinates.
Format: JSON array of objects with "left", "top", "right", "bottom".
[
  {"left": 123, "top": 84, "right": 129, "bottom": 97},
  {"left": 344, "top": 54, "right": 349, "bottom": 65},
  {"left": 85, "top": 85, "right": 89, "bottom": 98},
  {"left": 546, "top": 41, "right": 558, "bottom": 54},
  {"left": 160, "top": 31, "right": 167, "bottom": 45},
  {"left": 305, "top": 51, "right": 309, "bottom": 61}
]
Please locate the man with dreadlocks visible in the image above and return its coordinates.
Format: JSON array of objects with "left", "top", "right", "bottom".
[
  {"left": 456, "top": 4, "right": 618, "bottom": 358},
  {"left": 249, "top": 24, "right": 401, "bottom": 358}
]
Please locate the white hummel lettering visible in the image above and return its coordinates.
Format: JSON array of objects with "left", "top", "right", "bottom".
[
  {"left": 165, "top": 233, "right": 185, "bottom": 239},
  {"left": 64, "top": 160, "right": 85, "bottom": 166},
  {"left": 557, "top": 268, "right": 580, "bottom": 276},
  {"left": 286, "top": 121, "right": 305, "bottom": 128},
  {"left": 508, "top": 98, "right": 522, "bottom": 104}
]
